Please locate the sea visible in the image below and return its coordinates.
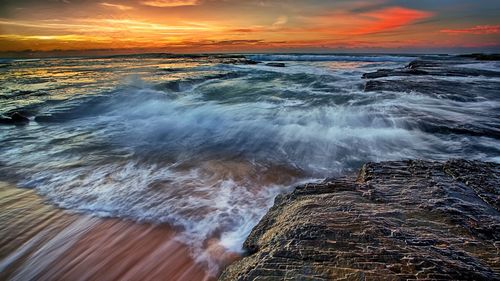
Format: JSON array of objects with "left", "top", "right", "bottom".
[{"left": 0, "top": 53, "right": 499, "bottom": 278}]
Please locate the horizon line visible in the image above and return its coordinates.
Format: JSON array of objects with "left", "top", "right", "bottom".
[{"left": 1, "top": 48, "right": 499, "bottom": 59}]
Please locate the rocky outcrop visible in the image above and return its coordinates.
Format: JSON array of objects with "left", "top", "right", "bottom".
[
  {"left": 361, "top": 58, "right": 500, "bottom": 141},
  {"left": 219, "top": 160, "right": 500, "bottom": 280},
  {"left": 362, "top": 59, "right": 500, "bottom": 80}
]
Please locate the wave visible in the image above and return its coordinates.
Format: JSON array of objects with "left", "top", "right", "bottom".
[
  {"left": 247, "top": 54, "right": 415, "bottom": 62},
  {"left": 1, "top": 55, "right": 499, "bottom": 276},
  {"left": 20, "top": 159, "right": 298, "bottom": 275},
  {"left": 1, "top": 84, "right": 460, "bottom": 273}
]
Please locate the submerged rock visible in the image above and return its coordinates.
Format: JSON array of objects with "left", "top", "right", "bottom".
[
  {"left": 362, "top": 68, "right": 428, "bottom": 79},
  {"left": 34, "top": 115, "right": 60, "bottom": 123},
  {"left": 265, "top": 63, "right": 286, "bottom": 67},
  {"left": 11, "top": 112, "right": 29, "bottom": 123},
  {"left": 458, "top": 53, "right": 500, "bottom": 61},
  {"left": 240, "top": 59, "right": 260, "bottom": 65},
  {"left": 0, "top": 112, "right": 30, "bottom": 125},
  {"left": 219, "top": 160, "right": 500, "bottom": 280},
  {"left": 0, "top": 117, "right": 12, "bottom": 125},
  {"left": 223, "top": 58, "right": 261, "bottom": 65}
]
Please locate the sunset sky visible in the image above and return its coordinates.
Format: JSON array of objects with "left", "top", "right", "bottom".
[{"left": 0, "top": 0, "right": 499, "bottom": 54}]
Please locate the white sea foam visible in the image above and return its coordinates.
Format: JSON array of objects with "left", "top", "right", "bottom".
[
  {"left": 247, "top": 54, "right": 415, "bottom": 62},
  {"left": 20, "top": 160, "right": 293, "bottom": 274}
]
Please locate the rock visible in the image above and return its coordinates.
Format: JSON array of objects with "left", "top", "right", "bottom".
[
  {"left": 407, "top": 60, "right": 445, "bottom": 69},
  {"left": 361, "top": 59, "right": 500, "bottom": 140},
  {"left": 10, "top": 112, "right": 29, "bottom": 123},
  {"left": 363, "top": 59, "right": 500, "bottom": 80},
  {"left": 241, "top": 59, "right": 260, "bottom": 65},
  {"left": 364, "top": 80, "right": 386, "bottom": 91},
  {"left": 362, "top": 69, "right": 392, "bottom": 79},
  {"left": 34, "top": 115, "right": 60, "bottom": 123},
  {"left": 458, "top": 54, "right": 500, "bottom": 61},
  {"left": 219, "top": 160, "right": 500, "bottom": 281},
  {"left": 223, "top": 58, "right": 260, "bottom": 65},
  {"left": 0, "top": 112, "right": 30, "bottom": 125},
  {"left": 360, "top": 56, "right": 500, "bottom": 141},
  {"left": 265, "top": 63, "right": 285, "bottom": 67},
  {"left": 362, "top": 68, "right": 428, "bottom": 79},
  {"left": 0, "top": 116, "right": 13, "bottom": 125}
]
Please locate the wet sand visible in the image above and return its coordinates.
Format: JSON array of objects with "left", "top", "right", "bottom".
[{"left": 0, "top": 181, "right": 231, "bottom": 281}]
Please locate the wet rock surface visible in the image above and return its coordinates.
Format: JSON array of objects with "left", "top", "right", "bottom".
[
  {"left": 361, "top": 58, "right": 500, "bottom": 140},
  {"left": 219, "top": 160, "right": 500, "bottom": 280},
  {"left": 362, "top": 58, "right": 500, "bottom": 101},
  {"left": 362, "top": 59, "right": 500, "bottom": 79}
]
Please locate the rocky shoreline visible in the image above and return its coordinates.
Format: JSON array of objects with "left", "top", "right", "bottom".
[
  {"left": 219, "top": 160, "right": 499, "bottom": 280},
  {"left": 361, "top": 57, "right": 500, "bottom": 141}
]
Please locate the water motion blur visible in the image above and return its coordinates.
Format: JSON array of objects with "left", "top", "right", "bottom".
[{"left": 1, "top": 54, "right": 499, "bottom": 280}]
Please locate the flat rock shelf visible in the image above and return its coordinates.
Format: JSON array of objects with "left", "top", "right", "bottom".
[{"left": 219, "top": 160, "right": 500, "bottom": 280}]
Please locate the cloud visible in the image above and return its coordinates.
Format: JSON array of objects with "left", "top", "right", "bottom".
[
  {"left": 100, "top": 2, "right": 133, "bottom": 10},
  {"left": 230, "top": 28, "right": 258, "bottom": 33},
  {"left": 210, "top": 39, "right": 263, "bottom": 45},
  {"left": 0, "top": 18, "right": 213, "bottom": 37},
  {"left": 440, "top": 25, "right": 500, "bottom": 35},
  {"left": 298, "top": 6, "right": 433, "bottom": 36},
  {"left": 347, "top": 6, "right": 433, "bottom": 35},
  {"left": 140, "top": 0, "right": 200, "bottom": 7},
  {"left": 273, "top": 16, "right": 288, "bottom": 26},
  {"left": 0, "top": 34, "right": 111, "bottom": 42},
  {"left": 103, "top": 19, "right": 211, "bottom": 32},
  {"left": 227, "top": 16, "right": 287, "bottom": 34}
]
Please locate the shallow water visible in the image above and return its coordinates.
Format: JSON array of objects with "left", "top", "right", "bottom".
[
  {"left": 0, "top": 54, "right": 499, "bottom": 278},
  {"left": 0, "top": 182, "right": 218, "bottom": 281}
]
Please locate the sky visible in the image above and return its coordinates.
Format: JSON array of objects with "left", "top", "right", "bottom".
[{"left": 0, "top": 0, "right": 499, "bottom": 54}]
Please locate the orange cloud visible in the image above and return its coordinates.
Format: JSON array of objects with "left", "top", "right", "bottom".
[
  {"left": 230, "top": 28, "right": 258, "bottom": 33},
  {"left": 440, "top": 25, "right": 500, "bottom": 35},
  {"left": 100, "top": 2, "right": 134, "bottom": 10},
  {"left": 347, "top": 6, "right": 433, "bottom": 35},
  {"left": 273, "top": 16, "right": 288, "bottom": 26},
  {"left": 300, "top": 6, "right": 433, "bottom": 36}
]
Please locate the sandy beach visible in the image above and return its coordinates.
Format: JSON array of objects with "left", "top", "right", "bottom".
[{"left": 0, "top": 181, "right": 226, "bottom": 281}]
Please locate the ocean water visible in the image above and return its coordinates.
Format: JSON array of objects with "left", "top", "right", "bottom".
[{"left": 1, "top": 54, "right": 499, "bottom": 275}]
